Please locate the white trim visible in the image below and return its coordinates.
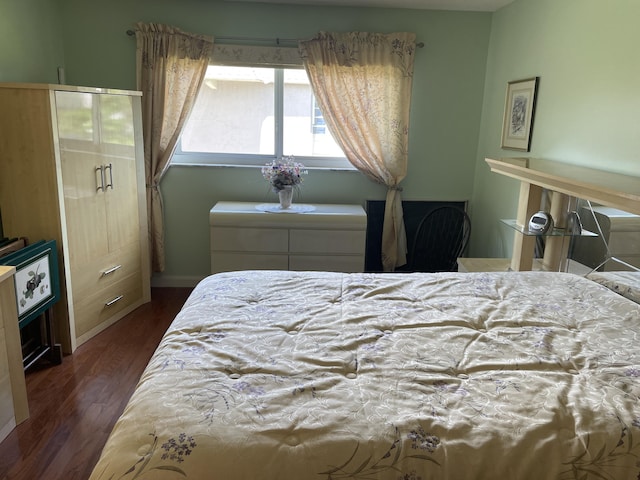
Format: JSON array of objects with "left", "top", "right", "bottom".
[{"left": 171, "top": 152, "right": 355, "bottom": 170}]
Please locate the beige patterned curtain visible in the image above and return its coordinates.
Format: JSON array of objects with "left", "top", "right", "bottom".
[
  {"left": 299, "top": 32, "right": 416, "bottom": 271},
  {"left": 135, "top": 22, "right": 213, "bottom": 272}
]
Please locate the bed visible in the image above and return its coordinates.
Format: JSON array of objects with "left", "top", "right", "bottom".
[{"left": 88, "top": 270, "right": 640, "bottom": 480}]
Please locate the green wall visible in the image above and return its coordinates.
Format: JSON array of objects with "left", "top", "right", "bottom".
[
  {"left": 53, "top": 0, "right": 492, "bottom": 285},
  {"left": 470, "top": 0, "right": 640, "bottom": 259},
  {"left": 7, "top": 0, "right": 636, "bottom": 284},
  {"left": 0, "top": 0, "right": 64, "bottom": 82}
]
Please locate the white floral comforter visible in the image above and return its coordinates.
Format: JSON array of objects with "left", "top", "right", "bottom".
[
  {"left": 89, "top": 271, "right": 640, "bottom": 480},
  {"left": 587, "top": 271, "right": 640, "bottom": 305}
]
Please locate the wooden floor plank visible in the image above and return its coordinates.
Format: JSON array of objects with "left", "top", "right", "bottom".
[{"left": 0, "top": 287, "right": 192, "bottom": 480}]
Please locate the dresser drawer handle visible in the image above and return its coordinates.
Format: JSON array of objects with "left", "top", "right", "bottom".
[
  {"left": 105, "top": 295, "right": 124, "bottom": 307},
  {"left": 101, "top": 265, "right": 122, "bottom": 277}
]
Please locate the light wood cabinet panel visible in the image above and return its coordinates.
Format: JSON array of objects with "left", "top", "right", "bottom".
[
  {"left": 0, "top": 266, "right": 28, "bottom": 442},
  {"left": 74, "top": 273, "right": 143, "bottom": 342},
  {"left": 0, "top": 326, "right": 14, "bottom": 442},
  {"left": 70, "top": 247, "right": 141, "bottom": 298},
  {"left": 60, "top": 147, "right": 111, "bottom": 264},
  {"left": 0, "top": 83, "right": 150, "bottom": 352}
]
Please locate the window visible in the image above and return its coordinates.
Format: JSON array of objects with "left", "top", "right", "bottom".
[{"left": 173, "top": 64, "right": 352, "bottom": 169}]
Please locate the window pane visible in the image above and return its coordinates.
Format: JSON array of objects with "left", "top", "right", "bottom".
[
  {"left": 181, "top": 66, "right": 275, "bottom": 154},
  {"left": 175, "top": 64, "right": 351, "bottom": 168},
  {"left": 283, "top": 70, "right": 344, "bottom": 157}
]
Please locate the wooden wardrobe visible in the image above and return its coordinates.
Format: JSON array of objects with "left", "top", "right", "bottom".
[{"left": 0, "top": 83, "right": 150, "bottom": 353}]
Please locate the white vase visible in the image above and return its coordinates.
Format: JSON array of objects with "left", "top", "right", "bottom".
[{"left": 278, "top": 186, "right": 293, "bottom": 209}]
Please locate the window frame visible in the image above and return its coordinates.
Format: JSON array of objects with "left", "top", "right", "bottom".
[{"left": 172, "top": 45, "right": 355, "bottom": 171}]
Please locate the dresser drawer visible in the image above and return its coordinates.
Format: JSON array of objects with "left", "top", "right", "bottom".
[
  {"left": 73, "top": 272, "right": 142, "bottom": 338},
  {"left": 603, "top": 254, "right": 640, "bottom": 271},
  {"left": 211, "top": 253, "right": 288, "bottom": 274},
  {"left": 290, "top": 255, "right": 364, "bottom": 272},
  {"left": 70, "top": 246, "right": 141, "bottom": 298},
  {"left": 608, "top": 231, "right": 640, "bottom": 255},
  {"left": 211, "top": 227, "right": 288, "bottom": 253},
  {"left": 289, "top": 229, "right": 365, "bottom": 254}
]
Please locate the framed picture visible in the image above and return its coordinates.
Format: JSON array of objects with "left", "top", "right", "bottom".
[
  {"left": 501, "top": 77, "right": 539, "bottom": 151},
  {"left": 0, "top": 240, "right": 60, "bottom": 329}
]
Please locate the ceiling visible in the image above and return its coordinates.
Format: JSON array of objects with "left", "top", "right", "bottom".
[{"left": 224, "top": 0, "right": 514, "bottom": 11}]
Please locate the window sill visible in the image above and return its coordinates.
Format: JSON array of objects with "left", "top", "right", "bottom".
[{"left": 169, "top": 161, "right": 358, "bottom": 172}]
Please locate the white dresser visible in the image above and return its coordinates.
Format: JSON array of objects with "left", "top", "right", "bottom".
[
  {"left": 573, "top": 206, "right": 640, "bottom": 271},
  {"left": 210, "top": 202, "right": 367, "bottom": 273}
]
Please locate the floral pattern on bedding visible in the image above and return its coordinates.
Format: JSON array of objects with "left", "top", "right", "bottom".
[
  {"left": 90, "top": 271, "right": 640, "bottom": 480},
  {"left": 587, "top": 271, "right": 640, "bottom": 304}
]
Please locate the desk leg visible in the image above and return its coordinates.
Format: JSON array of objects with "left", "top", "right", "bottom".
[
  {"left": 44, "top": 309, "right": 63, "bottom": 365},
  {"left": 543, "top": 192, "right": 572, "bottom": 271},
  {"left": 511, "top": 181, "right": 543, "bottom": 271}
]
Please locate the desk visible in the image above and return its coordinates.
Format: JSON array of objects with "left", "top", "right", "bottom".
[
  {"left": 210, "top": 202, "right": 367, "bottom": 273},
  {"left": 0, "top": 265, "right": 29, "bottom": 442},
  {"left": 485, "top": 158, "right": 640, "bottom": 272},
  {"left": 457, "top": 257, "right": 592, "bottom": 275}
]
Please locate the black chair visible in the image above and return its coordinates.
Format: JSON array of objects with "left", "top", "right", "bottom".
[{"left": 403, "top": 206, "right": 471, "bottom": 272}]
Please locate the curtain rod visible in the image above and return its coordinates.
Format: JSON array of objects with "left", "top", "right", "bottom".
[{"left": 125, "top": 30, "right": 424, "bottom": 48}]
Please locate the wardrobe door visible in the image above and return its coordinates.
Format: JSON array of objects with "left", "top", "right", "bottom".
[
  {"left": 99, "top": 93, "right": 140, "bottom": 253},
  {"left": 55, "top": 90, "right": 110, "bottom": 268}
]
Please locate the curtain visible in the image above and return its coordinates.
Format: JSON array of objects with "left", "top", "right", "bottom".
[
  {"left": 299, "top": 32, "right": 416, "bottom": 272},
  {"left": 135, "top": 22, "right": 213, "bottom": 272}
]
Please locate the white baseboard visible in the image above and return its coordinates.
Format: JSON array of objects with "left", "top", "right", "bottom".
[{"left": 151, "top": 275, "right": 205, "bottom": 288}]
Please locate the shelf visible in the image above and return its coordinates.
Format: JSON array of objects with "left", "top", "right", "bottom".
[
  {"left": 485, "top": 157, "right": 640, "bottom": 216},
  {"left": 457, "top": 257, "right": 594, "bottom": 274},
  {"left": 500, "top": 219, "right": 598, "bottom": 237}
]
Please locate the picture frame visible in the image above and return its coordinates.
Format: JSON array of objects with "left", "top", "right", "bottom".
[
  {"left": 501, "top": 77, "right": 539, "bottom": 151},
  {"left": 0, "top": 240, "right": 60, "bottom": 329}
]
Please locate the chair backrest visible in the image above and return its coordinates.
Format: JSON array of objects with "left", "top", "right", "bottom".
[{"left": 407, "top": 206, "right": 471, "bottom": 272}]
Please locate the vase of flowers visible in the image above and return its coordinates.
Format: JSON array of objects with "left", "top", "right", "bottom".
[
  {"left": 261, "top": 156, "right": 307, "bottom": 209},
  {"left": 278, "top": 185, "right": 293, "bottom": 209}
]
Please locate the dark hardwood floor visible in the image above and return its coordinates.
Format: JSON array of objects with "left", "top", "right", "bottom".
[{"left": 0, "top": 287, "right": 193, "bottom": 480}]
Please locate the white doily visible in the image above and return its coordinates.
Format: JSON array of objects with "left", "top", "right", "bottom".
[{"left": 255, "top": 204, "right": 316, "bottom": 214}]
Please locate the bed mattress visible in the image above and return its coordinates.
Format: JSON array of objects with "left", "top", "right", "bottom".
[{"left": 89, "top": 270, "right": 640, "bottom": 479}]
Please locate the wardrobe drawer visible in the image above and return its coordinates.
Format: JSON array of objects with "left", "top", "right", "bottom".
[
  {"left": 73, "top": 272, "right": 142, "bottom": 338},
  {"left": 289, "top": 229, "right": 366, "bottom": 254},
  {"left": 211, "top": 227, "right": 288, "bottom": 253},
  {"left": 70, "top": 247, "right": 141, "bottom": 297}
]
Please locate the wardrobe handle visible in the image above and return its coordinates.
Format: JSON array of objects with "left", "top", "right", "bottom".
[
  {"left": 105, "top": 295, "right": 124, "bottom": 307},
  {"left": 95, "top": 165, "right": 105, "bottom": 191},
  {"left": 101, "top": 264, "right": 122, "bottom": 277},
  {"left": 104, "top": 163, "right": 113, "bottom": 189}
]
